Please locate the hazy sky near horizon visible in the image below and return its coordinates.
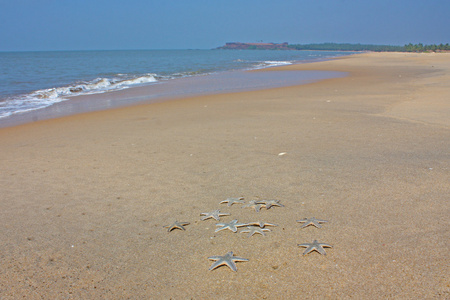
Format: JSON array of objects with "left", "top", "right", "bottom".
[{"left": 0, "top": 0, "right": 449, "bottom": 51}]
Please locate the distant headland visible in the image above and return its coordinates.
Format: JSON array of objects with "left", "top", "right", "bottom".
[
  {"left": 215, "top": 42, "right": 450, "bottom": 52},
  {"left": 216, "top": 42, "right": 290, "bottom": 50}
]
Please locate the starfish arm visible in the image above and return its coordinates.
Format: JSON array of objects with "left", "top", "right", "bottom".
[
  {"left": 220, "top": 198, "right": 244, "bottom": 206},
  {"left": 311, "top": 221, "right": 322, "bottom": 228},
  {"left": 250, "top": 221, "right": 277, "bottom": 227},
  {"left": 209, "top": 260, "right": 227, "bottom": 271},
  {"left": 223, "top": 261, "right": 238, "bottom": 272},
  {"left": 320, "top": 243, "right": 333, "bottom": 248},
  {"left": 232, "top": 257, "right": 249, "bottom": 262},
  {"left": 270, "top": 204, "right": 284, "bottom": 209},
  {"left": 219, "top": 201, "right": 232, "bottom": 207},
  {"left": 248, "top": 222, "right": 260, "bottom": 227},
  {"left": 167, "top": 225, "right": 180, "bottom": 232},
  {"left": 316, "top": 246, "right": 328, "bottom": 255},
  {"left": 200, "top": 215, "right": 210, "bottom": 220},
  {"left": 302, "top": 245, "right": 315, "bottom": 255},
  {"left": 208, "top": 256, "right": 222, "bottom": 260},
  {"left": 300, "top": 222, "right": 311, "bottom": 228},
  {"left": 215, "top": 226, "right": 226, "bottom": 232}
]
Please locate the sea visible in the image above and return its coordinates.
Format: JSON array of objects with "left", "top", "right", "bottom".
[{"left": 0, "top": 49, "right": 354, "bottom": 126}]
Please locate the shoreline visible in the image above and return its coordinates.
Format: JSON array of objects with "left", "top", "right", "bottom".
[
  {"left": 0, "top": 50, "right": 353, "bottom": 128},
  {"left": 0, "top": 52, "right": 449, "bottom": 298},
  {"left": 0, "top": 54, "right": 345, "bottom": 128},
  {"left": 0, "top": 67, "right": 346, "bottom": 129}
]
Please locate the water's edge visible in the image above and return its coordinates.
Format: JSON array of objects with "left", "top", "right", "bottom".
[{"left": 0, "top": 67, "right": 347, "bottom": 128}]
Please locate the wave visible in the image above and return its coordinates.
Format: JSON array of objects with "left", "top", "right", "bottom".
[
  {"left": 0, "top": 74, "right": 158, "bottom": 118},
  {"left": 34, "top": 74, "right": 158, "bottom": 98},
  {"left": 253, "top": 60, "right": 293, "bottom": 69}
]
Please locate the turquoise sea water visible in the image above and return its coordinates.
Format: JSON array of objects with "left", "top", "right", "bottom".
[{"left": 0, "top": 49, "right": 354, "bottom": 120}]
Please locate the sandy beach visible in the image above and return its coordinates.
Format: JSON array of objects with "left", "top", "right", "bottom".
[{"left": 0, "top": 52, "right": 449, "bottom": 299}]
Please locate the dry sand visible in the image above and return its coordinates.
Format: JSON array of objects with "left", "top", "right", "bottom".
[{"left": 0, "top": 52, "right": 449, "bottom": 299}]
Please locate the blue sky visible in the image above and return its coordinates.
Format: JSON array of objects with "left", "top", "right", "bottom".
[{"left": 0, "top": 0, "right": 449, "bottom": 51}]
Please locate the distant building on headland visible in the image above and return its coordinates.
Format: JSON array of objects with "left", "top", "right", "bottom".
[{"left": 216, "top": 42, "right": 289, "bottom": 50}]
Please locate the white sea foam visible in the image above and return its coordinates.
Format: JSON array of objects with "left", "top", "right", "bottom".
[
  {"left": 253, "top": 60, "right": 293, "bottom": 69},
  {"left": 0, "top": 74, "right": 158, "bottom": 118},
  {"left": 264, "top": 60, "right": 293, "bottom": 66}
]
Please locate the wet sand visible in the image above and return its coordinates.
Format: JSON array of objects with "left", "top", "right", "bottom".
[{"left": 0, "top": 52, "right": 449, "bottom": 299}]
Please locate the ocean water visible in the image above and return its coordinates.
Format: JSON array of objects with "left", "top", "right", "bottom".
[{"left": 0, "top": 49, "right": 354, "bottom": 120}]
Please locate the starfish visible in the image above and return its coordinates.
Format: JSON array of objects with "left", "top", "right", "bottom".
[
  {"left": 220, "top": 197, "right": 245, "bottom": 207},
  {"left": 163, "top": 221, "right": 190, "bottom": 232},
  {"left": 240, "top": 226, "right": 271, "bottom": 237},
  {"left": 242, "top": 200, "right": 264, "bottom": 212},
  {"left": 208, "top": 251, "right": 249, "bottom": 271},
  {"left": 258, "top": 199, "right": 284, "bottom": 209},
  {"left": 297, "top": 240, "right": 333, "bottom": 255},
  {"left": 296, "top": 217, "right": 328, "bottom": 229},
  {"left": 200, "top": 209, "right": 230, "bottom": 221},
  {"left": 215, "top": 219, "right": 248, "bottom": 233},
  {"left": 247, "top": 221, "right": 278, "bottom": 228}
]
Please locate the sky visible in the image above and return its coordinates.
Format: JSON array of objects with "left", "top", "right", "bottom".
[{"left": 0, "top": 0, "right": 449, "bottom": 51}]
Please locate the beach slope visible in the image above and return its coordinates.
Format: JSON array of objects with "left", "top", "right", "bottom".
[{"left": 0, "top": 52, "right": 449, "bottom": 299}]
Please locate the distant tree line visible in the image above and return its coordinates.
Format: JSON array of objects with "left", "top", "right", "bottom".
[
  {"left": 287, "top": 43, "right": 403, "bottom": 52},
  {"left": 287, "top": 43, "right": 450, "bottom": 52},
  {"left": 403, "top": 43, "right": 450, "bottom": 52}
]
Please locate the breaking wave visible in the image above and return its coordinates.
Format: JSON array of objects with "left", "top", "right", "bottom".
[
  {"left": 0, "top": 74, "right": 158, "bottom": 118},
  {"left": 253, "top": 60, "right": 293, "bottom": 69}
]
